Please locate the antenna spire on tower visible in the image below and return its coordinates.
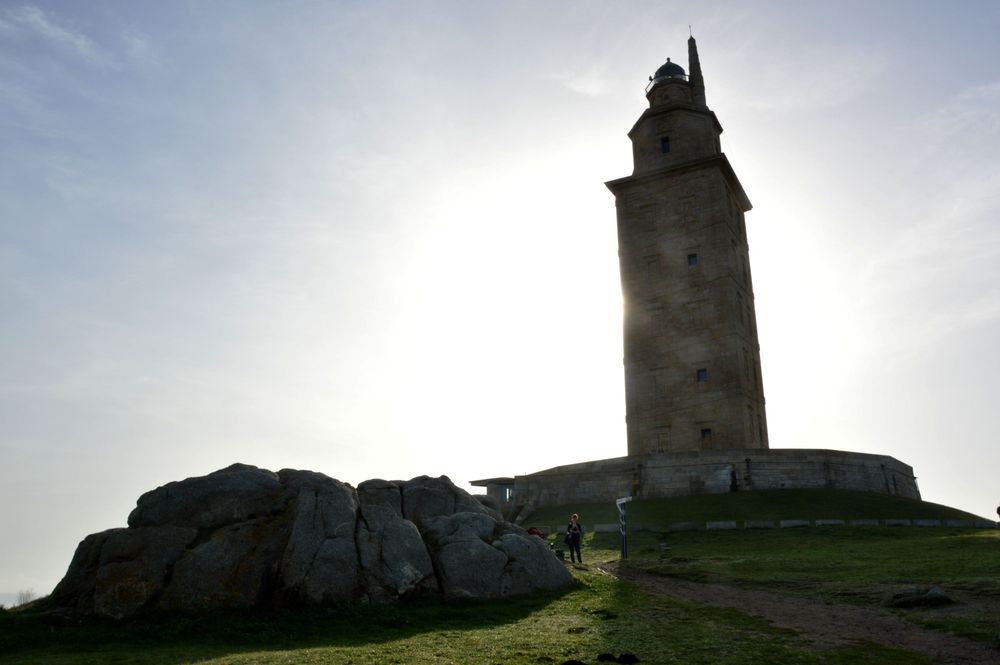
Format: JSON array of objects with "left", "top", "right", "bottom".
[{"left": 687, "top": 34, "right": 706, "bottom": 106}]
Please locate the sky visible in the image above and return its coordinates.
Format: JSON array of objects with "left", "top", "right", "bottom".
[{"left": 1, "top": 0, "right": 999, "bottom": 597}]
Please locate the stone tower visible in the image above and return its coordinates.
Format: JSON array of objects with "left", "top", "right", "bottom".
[
  {"left": 606, "top": 37, "right": 768, "bottom": 456},
  {"left": 474, "top": 38, "right": 920, "bottom": 509}
]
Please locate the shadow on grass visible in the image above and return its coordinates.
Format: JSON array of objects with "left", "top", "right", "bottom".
[{"left": 0, "top": 586, "right": 575, "bottom": 665}]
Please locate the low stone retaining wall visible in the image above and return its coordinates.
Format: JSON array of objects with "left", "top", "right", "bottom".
[{"left": 530, "top": 519, "right": 996, "bottom": 534}]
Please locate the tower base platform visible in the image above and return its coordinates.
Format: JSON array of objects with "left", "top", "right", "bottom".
[{"left": 473, "top": 448, "right": 919, "bottom": 511}]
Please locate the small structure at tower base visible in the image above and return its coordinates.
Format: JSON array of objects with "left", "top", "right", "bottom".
[{"left": 472, "top": 448, "right": 919, "bottom": 512}]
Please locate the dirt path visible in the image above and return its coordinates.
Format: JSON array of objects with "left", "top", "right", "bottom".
[{"left": 603, "top": 562, "right": 999, "bottom": 665}]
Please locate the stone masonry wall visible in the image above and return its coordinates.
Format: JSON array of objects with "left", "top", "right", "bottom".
[{"left": 512, "top": 449, "right": 919, "bottom": 509}]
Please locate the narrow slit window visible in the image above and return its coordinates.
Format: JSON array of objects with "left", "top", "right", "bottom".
[
  {"left": 696, "top": 368, "right": 708, "bottom": 382},
  {"left": 687, "top": 253, "right": 699, "bottom": 267},
  {"left": 660, "top": 136, "right": 671, "bottom": 153}
]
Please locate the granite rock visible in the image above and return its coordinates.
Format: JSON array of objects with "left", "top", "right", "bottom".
[{"left": 48, "top": 465, "right": 570, "bottom": 617}]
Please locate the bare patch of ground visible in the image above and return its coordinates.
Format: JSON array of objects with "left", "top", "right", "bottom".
[{"left": 603, "top": 561, "right": 1000, "bottom": 665}]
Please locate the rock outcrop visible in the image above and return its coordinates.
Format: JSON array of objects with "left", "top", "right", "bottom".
[{"left": 48, "top": 464, "right": 570, "bottom": 618}]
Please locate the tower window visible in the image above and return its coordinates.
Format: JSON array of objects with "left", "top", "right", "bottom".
[
  {"left": 687, "top": 253, "right": 699, "bottom": 266},
  {"left": 660, "top": 137, "right": 671, "bottom": 153},
  {"left": 701, "top": 428, "right": 713, "bottom": 442},
  {"left": 655, "top": 426, "right": 670, "bottom": 452},
  {"left": 644, "top": 254, "right": 660, "bottom": 279},
  {"left": 696, "top": 368, "right": 708, "bottom": 382}
]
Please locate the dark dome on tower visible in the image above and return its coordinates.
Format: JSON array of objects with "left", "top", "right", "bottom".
[{"left": 652, "top": 58, "right": 685, "bottom": 81}]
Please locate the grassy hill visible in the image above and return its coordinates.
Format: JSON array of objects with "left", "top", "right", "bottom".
[
  {"left": 521, "top": 489, "right": 987, "bottom": 528},
  {"left": 2, "top": 490, "right": 997, "bottom": 664}
]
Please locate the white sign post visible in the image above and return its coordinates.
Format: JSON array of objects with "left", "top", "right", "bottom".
[{"left": 616, "top": 496, "right": 633, "bottom": 559}]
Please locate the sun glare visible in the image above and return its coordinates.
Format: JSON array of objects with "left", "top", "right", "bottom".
[{"left": 377, "top": 148, "right": 626, "bottom": 481}]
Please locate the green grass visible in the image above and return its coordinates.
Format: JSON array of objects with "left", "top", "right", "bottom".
[
  {"left": 522, "top": 489, "right": 987, "bottom": 528},
  {"left": 0, "top": 570, "right": 929, "bottom": 665}
]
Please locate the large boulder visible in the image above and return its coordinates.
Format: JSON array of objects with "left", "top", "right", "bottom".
[
  {"left": 158, "top": 517, "right": 284, "bottom": 611},
  {"left": 49, "top": 529, "right": 118, "bottom": 613},
  {"left": 422, "top": 512, "right": 509, "bottom": 599},
  {"left": 420, "top": 511, "right": 572, "bottom": 599},
  {"left": 47, "top": 465, "right": 571, "bottom": 617},
  {"left": 494, "top": 530, "right": 571, "bottom": 596},
  {"left": 93, "top": 526, "right": 197, "bottom": 618},
  {"left": 278, "top": 470, "right": 362, "bottom": 604},
  {"left": 401, "top": 475, "right": 490, "bottom": 529},
  {"left": 356, "top": 479, "right": 437, "bottom": 602},
  {"left": 128, "top": 463, "right": 283, "bottom": 530}
]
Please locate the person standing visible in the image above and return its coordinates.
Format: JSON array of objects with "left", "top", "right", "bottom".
[{"left": 565, "top": 513, "right": 584, "bottom": 564}]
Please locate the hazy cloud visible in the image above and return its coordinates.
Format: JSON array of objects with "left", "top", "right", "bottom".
[
  {"left": 852, "top": 79, "right": 1000, "bottom": 359},
  {"left": 551, "top": 65, "right": 612, "bottom": 97},
  {"left": 121, "top": 28, "right": 162, "bottom": 70},
  {"left": 918, "top": 80, "right": 1000, "bottom": 158},
  {"left": 737, "top": 48, "right": 889, "bottom": 111},
  {"left": 2, "top": 5, "right": 119, "bottom": 69}
]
